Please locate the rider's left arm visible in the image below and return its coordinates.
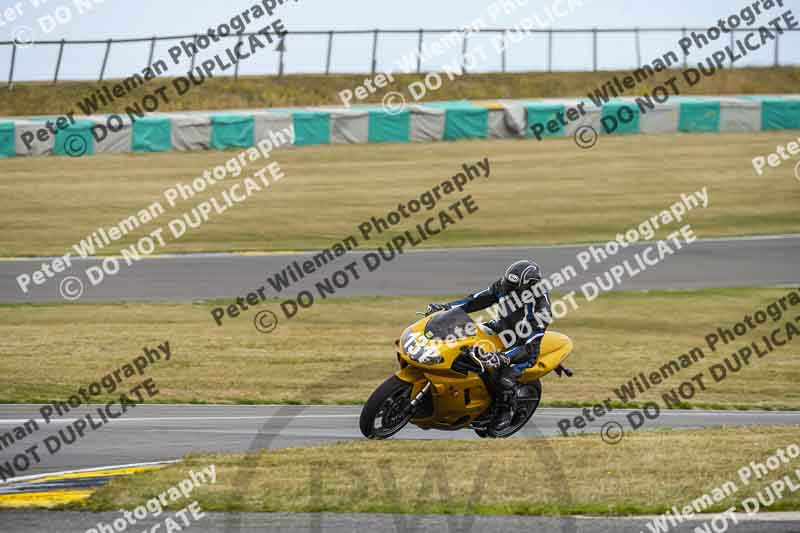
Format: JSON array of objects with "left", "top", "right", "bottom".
[{"left": 448, "top": 281, "right": 500, "bottom": 313}]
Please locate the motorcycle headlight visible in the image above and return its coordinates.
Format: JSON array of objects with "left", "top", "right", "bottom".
[
  {"left": 401, "top": 329, "right": 445, "bottom": 365},
  {"left": 418, "top": 352, "right": 444, "bottom": 365}
]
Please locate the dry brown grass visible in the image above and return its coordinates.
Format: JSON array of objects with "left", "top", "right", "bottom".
[
  {"left": 85, "top": 426, "right": 800, "bottom": 514},
  {"left": 0, "top": 133, "right": 798, "bottom": 257},
  {"left": 2, "top": 68, "right": 799, "bottom": 116},
  {"left": 1, "top": 288, "right": 798, "bottom": 408}
]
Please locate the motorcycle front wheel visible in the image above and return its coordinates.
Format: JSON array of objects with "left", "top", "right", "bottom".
[{"left": 359, "top": 376, "right": 414, "bottom": 439}]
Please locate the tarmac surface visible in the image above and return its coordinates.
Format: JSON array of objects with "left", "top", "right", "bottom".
[
  {"left": 1, "top": 234, "right": 798, "bottom": 303},
  {"left": 4, "top": 510, "right": 800, "bottom": 533}
]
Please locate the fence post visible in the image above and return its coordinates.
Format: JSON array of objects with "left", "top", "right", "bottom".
[
  {"left": 8, "top": 42, "right": 16, "bottom": 88},
  {"left": 278, "top": 35, "right": 286, "bottom": 77},
  {"left": 371, "top": 29, "right": 379, "bottom": 74},
  {"left": 99, "top": 39, "right": 112, "bottom": 81},
  {"left": 234, "top": 33, "right": 243, "bottom": 80},
  {"left": 774, "top": 32, "right": 779, "bottom": 67},
  {"left": 147, "top": 36, "right": 156, "bottom": 68},
  {"left": 53, "top": 39, "right": 65, "bottom": 84},
  {"left": 416, "top": 29, "right": 424, "bottom": 73},
  {"left": 502, "top": 30, "right": 507, "bottom": 73},
  {"left": 634, "top": 27, "right": 641, "bottom": 67},
  {"left": 461, "top": 30, "right": 469, "bottom": 73},
  {"left": 190, "top": 34, "right": 198, "bottom": 73},
  {"left": 730, "top": 30, "right": 735, "bottom": 67},
  {"left": 325, "top": 30, "right": 333, "bottom": 75},
  {"left": 681, "top": 28, "right": 687, "bottom": 69},
  {"left": 592, "top": 27, "right": 597, "bottom": 71},
  {"left": 547, "top": 30, "right": 552, "bottom": 72}
]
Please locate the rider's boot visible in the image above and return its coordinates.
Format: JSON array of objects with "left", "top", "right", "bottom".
[
  {"left": 494, "top": 366, "right": 521, "bottom": 430},
  {"left": 494, "top": 390, "right": 514, "bottom": 430}
]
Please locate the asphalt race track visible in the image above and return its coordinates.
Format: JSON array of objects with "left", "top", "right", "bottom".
[
  {"left": 3, "top": 404, "right": 800, "bottom": 477},
  {"left": 1, "top": 234, "right": 798, "bottom": 303}
]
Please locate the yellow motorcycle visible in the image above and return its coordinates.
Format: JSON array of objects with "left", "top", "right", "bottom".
[{"left": 360, "top": 307, "right": 574, "bottom": 439}]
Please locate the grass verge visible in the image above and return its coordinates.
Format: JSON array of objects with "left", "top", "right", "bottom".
[
  {"left": 1, "top": 288, "right": 798, "bottom": 408},
  {"left": 2, "top": 68, "right": 799, "bottom": 116},
  {"left": 81, "top": 426, "right": 800, "bottom": 515},
  {"left": 0, "top": 133, "right": 799, "bottom": 257}
]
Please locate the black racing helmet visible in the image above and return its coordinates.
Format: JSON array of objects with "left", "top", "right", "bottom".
[{"left": 502, "top": 260, "right": 542, "bottom": 293}]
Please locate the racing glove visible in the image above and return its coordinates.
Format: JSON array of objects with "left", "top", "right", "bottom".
[
  {"left": 425, "top": 303, "right": 451, "bottom": 316},
  {"left": 476, "top": 351, "right": 510, "bottom": 370}
]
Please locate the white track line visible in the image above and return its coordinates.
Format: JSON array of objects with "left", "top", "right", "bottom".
[
  {"left": 0, "top": 415, "right": 360, "bottom": 424},
  {"left": 2, "top": 411, "right": 799, "bottom": 426},
  {"left": 580, "top": 512, "right": 800, "bottom": 522},
  {"left": 537, "top": 410, "right": 800, "bottom": 417},
  {"left": 0, "top": 460, "right": 180, "bottom": 486}
]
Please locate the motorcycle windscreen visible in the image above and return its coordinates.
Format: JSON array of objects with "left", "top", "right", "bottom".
[{"left": 423, "top": 307, "right": 475, "bottom": 340}]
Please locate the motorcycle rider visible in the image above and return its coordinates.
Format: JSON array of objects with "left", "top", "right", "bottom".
[{"left": 426, "top": 259, "right": 551, "bottom": 430}]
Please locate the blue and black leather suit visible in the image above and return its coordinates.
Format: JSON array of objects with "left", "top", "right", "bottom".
[{"left": 447, "top": 279, "right": 552, "bottom": 372}]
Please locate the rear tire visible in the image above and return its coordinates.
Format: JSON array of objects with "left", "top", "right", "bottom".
[
  {"left": 359, "top": 376, "right": 414, "bottom": 439},
  {"left": 486, "top": 379, "right": 542, "bottom": 439}
]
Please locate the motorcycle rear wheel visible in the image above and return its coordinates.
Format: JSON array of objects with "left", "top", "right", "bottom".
[
  {"left": 360, "top": 376, "right": 414, "bottom": 439},
  {"left": 482, "top": 379, "right": 542, "bottom": 439}
]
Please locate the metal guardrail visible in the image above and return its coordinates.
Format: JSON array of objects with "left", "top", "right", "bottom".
[{"left": 2, "top": 27, "right": 798, "bottom": 86}]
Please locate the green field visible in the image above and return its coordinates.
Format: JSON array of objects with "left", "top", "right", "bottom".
[
  {"left": 83, "top": 426, "right": 800, "bottom": 515},
  {"left": 2, "top": 288, "right": 798, "bottom": 409},
  {"left": 2, "top": 67, "right": 798, "bottom": 116},
  {"left": 0, "top": 133, "right": 798, "bottom": 257}
]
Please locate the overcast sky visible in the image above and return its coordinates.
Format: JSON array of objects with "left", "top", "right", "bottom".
[{"left": 1, "top": 0, "right": 798, "bottom": 81}]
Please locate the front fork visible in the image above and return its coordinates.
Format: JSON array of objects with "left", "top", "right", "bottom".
[
  {"left": 395, "top": 365, "right": 430, "bottom": 415},
  {"left": 408, "top": 381, "right": 431, "bottom": 412}
]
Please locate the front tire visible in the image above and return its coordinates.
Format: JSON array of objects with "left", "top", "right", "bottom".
[{"left": 359, "top": 376, "right": 414, "bottom": 439}]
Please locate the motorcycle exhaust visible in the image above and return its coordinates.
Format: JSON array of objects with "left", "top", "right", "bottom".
[{"left": 555, "top": 365, "right": 574, "bottom": 378}]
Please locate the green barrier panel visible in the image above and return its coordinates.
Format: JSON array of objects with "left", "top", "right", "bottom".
[
  {"left": 761, "top": 99, "right": 800, "bottom": 130},
  {"left": 54, "top": 120, "right": 95, "bottom": 157},
  {"left": 679, "top": 101, "right": 721, "bottom": 132},
  {"left": 601, "top": 102, "right": 640, "bottom": 135},
  {"left": 0, "top": 122, "right": 14, "bottom": 158},
  {"left": 211, "top": 114, "right": 255, "bottom": 149},
  {"left": 526, "top": 103, "right": 567, "bottom": 138},
  {"left": 423, "top": 100, "right": 473, "bottom": 109},
  {"left": 293, "top": 112, "right": 330, "bottom": 146},
  {"left": 442, "top": 105, "right": 489, "bottom": 141},
  {"left": 132, "top": 117, "right": 172, "bottom": 153},
  {"left": 367, "top": 109, "right": 410, "bottom": 143}
]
